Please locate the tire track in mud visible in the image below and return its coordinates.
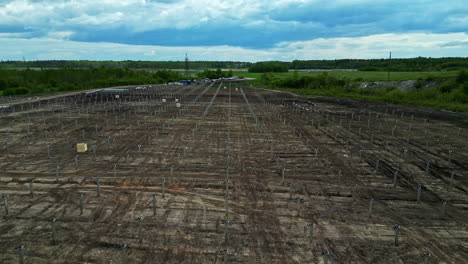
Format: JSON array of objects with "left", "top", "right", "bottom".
[
  {"left": 1, "top": 87, "right": 466, "bottom": 263},
  {"left": 283, "top": 100, "right": 468, "bottom": 263},
  {"left": 229, "top": 92, "right": 299, "bottom": 263}
]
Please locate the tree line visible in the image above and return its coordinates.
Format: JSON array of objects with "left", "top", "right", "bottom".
[
  {"left": 1, "top": 57, "right": 467, "bottom": 72},
  {"left": 248, "top": 61, "right": 289, "bottom": 73},
  {"left": 0, "top": 60, "right": 252, "bottom": 70},
  {"left": 197, "top": 69, "right": 233, "bottom": 79},
  {"left": 255, "top": 70, "right": 468, "bottom": 111},
  {"left": 290, "top": 57, "right": 468, "bottom": 71},
  {"left": 0, "top": 67, "right": 183, "bottom": 96},
  {"left": 1, "top": 57, "right": 467, "bottom": 76}
]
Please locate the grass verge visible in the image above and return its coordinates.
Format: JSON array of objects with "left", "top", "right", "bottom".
[{"left": 245, "top": 70, "right": 468, "bottom": 112}]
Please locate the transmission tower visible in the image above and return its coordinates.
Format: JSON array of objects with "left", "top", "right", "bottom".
[{"left": 184, "top": 53, "right": 189, "bottom": 77}]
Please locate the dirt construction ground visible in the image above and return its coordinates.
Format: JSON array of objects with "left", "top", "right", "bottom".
[{"left": 0, "top": 83, "right": 467, "bottom": 263}]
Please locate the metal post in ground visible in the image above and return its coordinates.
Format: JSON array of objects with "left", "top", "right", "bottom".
[
  {"left": 27, "top": 177, "right": 36, "bottom": 195},
  {"left": 225, "top": 180, "right": 229, "bottom": 198},
  {"left": 393, "top": 170, "right": 399, "bottom": 187},
  {"left": 75, "top": 155, "right": 79, "bottom": 169},
  {"left": 368, "top": 198, "right": 374, "bottom": 218},
  {"left": 307, "top": 222, "right": 314, "bottom": 240},
  {"left": 449, "top": 171, "right": 455, "bottom": 191},
  {"left": 2, "top": 194, "right": 9, "bottom": 215},
  {"left": 136, "top": 216, "right": 143, "bottom": 242},
  {"left": 423, "top": 252, "right": 431, "bottom": 264},
  {"left": 161, "top": 180, "right": 166, "bottom": 198},
  {"left": 121, "top": 244, "right": 128, "bottom": 264},
  {"left": 417, "top": 186, "right": 422, "bottom": 203},
  {"left": 50, "top": 218, "right": 57, "bottom": 244},
  {"left": 321, "top": 251, "right": 330, "bottom": 264},
  {"left": 152, "top": 193, "right": 157, "bottom": 217},
  {"left": 21, "top": 154, "right": 26, "bottom": 170},
  {"left": 441, "top": 200, "right": 447, "bottom": 217},
  {"left": 393, "top": 225, "right": 401, "bottom": 246},
  {"left": 281, "top": 168, "right": 285, "bottom": 185},
  {"left": 223, "top": 219, "right": 230, "bottom": 243},
  {"left": 93, "top": 177, "right": 101, "bottom": 197},
  {"left": 221, "top": 249, "right": 228, "bottom": 264},
  {"left": 79, "top": 193, "right": 84, "bottom": 215},
  {"left": 224, "top": 194, "right": 229, "bottom": 218},
  {"left": 296, "top": 197, "right": 303, "bottom": 217},
  {"left": 92, "top": 145, "right": 96, "bottom": 159},
  {"left": 288, "top": 183, "right": 293, "bottom": 200},
  {"left": 17, "top": 245, "right": 25, "bottom": 264},
  {"left": 352, "top": 184, "right": 357, "bottom": 199},
  {"left": 55, "top": 166, "right": 60, "bottom": 183}
]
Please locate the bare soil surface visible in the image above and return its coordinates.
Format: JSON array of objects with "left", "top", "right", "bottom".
[{"left": 0, "top": 83, "right": 467, "bottom": 263}]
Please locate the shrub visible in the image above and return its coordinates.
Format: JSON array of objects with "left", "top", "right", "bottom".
[
  {"left": 438, "top": 80, "right": 455, "bottom": 93},
  {"left": 3, "top": 87, "right": 29, "bottom": 95},
  {"left": 456, "top": 70, "right": 468, "bottom": 84},
  {"left": 413, "top": 79, "right": 424, "bottom": 90},
  {"left": 462, "top": 82, "right": 468, "bottom": 95}
]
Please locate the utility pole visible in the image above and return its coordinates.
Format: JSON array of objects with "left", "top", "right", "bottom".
[
  {"left": 388, "top": 52, "right": 392, "bottom": 81},
  {"left": 184, "top": 53, "right": 189, "bottom": 77}
]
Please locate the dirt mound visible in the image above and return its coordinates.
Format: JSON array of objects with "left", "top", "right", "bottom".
[{"left": 358, "top": 79, "right": 445, "bottom": 92}]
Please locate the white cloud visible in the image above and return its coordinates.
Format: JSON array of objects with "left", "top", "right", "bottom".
[
  {"left": 45, "top": 31, "right": 74, "bottom": 40},
  {"left": 273, "top": 33, "right": 468, "bottom": 59},
  {"left": 67, "top": 12, "right": 124, "bottom": 26},
  {"left": 0, "top": 0, "right": 314, "bottom": 31},
  {"left": 0, "top": 0, "right": 466, "bottom": 52},
  {"left": 0, "top": 32, "right": 31, "bottom": 38},
  {"left": 0, "top": 32, "right": 466, "bottom": 62}
]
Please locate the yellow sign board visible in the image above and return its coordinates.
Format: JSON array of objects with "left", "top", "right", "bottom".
[{"left": 77, "top": 143, "right": 88, "bottom": 152}]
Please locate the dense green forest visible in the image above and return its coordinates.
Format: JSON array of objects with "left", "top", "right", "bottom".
[
  {"left": 1, "top": 57, "right": 467, "bottom": 71},
  {"left": 0, "top": 68, "right": 182, "bottom": 95},
  {"left": 254, "top": 70, "right": 468, "bottom": 111},
  {"left": 197, "top": 69, "right": 233, "bottom": 79},
  {"left": 248, "top": 61, "right": 289, "bottom": 73},
  {"left": 0, "top": 60, "right": 251, "bottom": 70},
  {"left": 290, "top": 57, "right": 468, "bottom": 71}
]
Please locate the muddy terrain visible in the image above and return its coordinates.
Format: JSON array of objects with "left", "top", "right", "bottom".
[{"left": 0, "top": 83, "right": 467, "bottom": 263}]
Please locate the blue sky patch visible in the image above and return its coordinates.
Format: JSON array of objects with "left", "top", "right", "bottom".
[{"left": 0, "top": 0, "right": 466, "bottom": 61}]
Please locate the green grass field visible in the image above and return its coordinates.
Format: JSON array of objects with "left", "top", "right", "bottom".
[
  {"left": 241, "top": 69, "right": 468, "bottom": 112},
  {"left": 233, "top": 70, "right": 459, "bottom": 81}
]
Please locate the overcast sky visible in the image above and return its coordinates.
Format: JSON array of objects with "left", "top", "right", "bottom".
[{"left": 0, "top": 0, "right": 467, "bottom": 61}]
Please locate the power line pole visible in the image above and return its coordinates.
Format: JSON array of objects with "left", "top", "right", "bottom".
[
  {"left": 388, "top": 51, "right": 392, "bottom": 81},
  {"left": 184, "top": 53, "right": 189, "bottom": 77}
]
